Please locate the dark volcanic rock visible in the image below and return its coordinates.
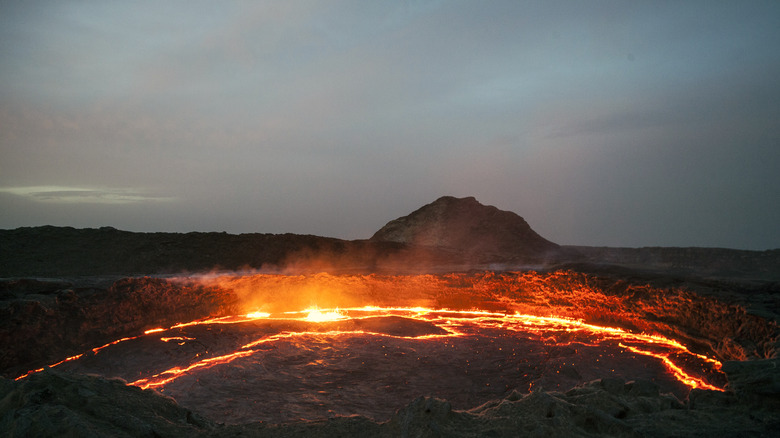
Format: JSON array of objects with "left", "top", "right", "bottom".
[
  {"left": 0, "top": 370, "right": 212, "bottom": 437},
  {"left": 370, "top": 196, "right": 564, "bottom": 263},
  {"left": 0, "top": 226, "right": 460, "bottom": 276},
  {"left": 4, "top": 372, "right": 778, "bottom": 438},
  {"left": 722, "top": 358, "right": 780, "bottom": 400},
  {"left": 0, "top": 226, "right": 352, "bottom": 277},
  {"left": 566, "top": 246, "right": 780, "bottom": 281},
  {"left": 3, "top": 198, "right": 777, "bottom": 277},
  {"left": 0, "top": 277, "right": 239, "bottom": 378}
]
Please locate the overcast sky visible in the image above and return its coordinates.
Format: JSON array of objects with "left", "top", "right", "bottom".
[{"left": 1, "top": 1, "right": 779, "bottom": 249}]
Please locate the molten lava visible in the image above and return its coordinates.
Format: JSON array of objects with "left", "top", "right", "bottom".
[
  {"left": 302, "top": 307, "right": 348, "bottom": 322},
  {"left": 13, "top": 271, "right": 738, "bottom": 423},
  {"left": 18, "top": 305, "right": 725, "bottom": 393}
]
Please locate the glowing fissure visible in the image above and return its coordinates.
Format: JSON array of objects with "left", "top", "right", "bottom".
[
  {"left": 16, "top": 305, "right": 725, "bottom": 393},
  {"left": 621, "top": 344, "right": 722, "bottom": 391},
  {"left": 92, "top": 336, "right": 142, "bottom": 355},
  {"left": 160, "top": 336, "right": 195, "bottom": 343},
  {"left": 132, "top": 349, "right": 259, "bottom": 389},
  {"left": 499, "top": 313, "right": 722, "bottom": 369},
  {"left": 13, "top": 354, "right": 84, "bottom": 381}
]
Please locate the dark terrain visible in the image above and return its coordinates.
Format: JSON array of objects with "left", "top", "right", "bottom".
[
  {"left": 1, "top": 196, "right": 779, "bottom": 437},
  {"left": 3, "top": 196, "right": 778, "bottom": 280}
]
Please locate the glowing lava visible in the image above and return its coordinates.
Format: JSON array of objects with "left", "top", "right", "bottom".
[
  {"left": 302, "top": 307, "right": 347, "bottom": 322},
  {"left": 17, "top": 305, "right": 726, "bottom": 396},
  {"left": 132, "top": 349, "right": 258, "bottom": 389},
  {"left": 13, "top": 354, "right": 84, "bottom": 381}
]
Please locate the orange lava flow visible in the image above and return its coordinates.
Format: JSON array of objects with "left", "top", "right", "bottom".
[
  {"left": 15, "top": 305, "right": 726, "bottom": 394},
  {"left": 160, "top": 336, "right": 195, "bottom": 343},
  {"left": 91, "top": 336, "right": 138, "bottom": 354},
  {"left": 621, "top": 344, "right": 723, "bottom": 391},
  {"left": 14, "top": 353, "right": 84, "bottom": 381},
  {"left": 500, "top": 313, "right": 722, "bottom": 368},
  {"left": 132, "top": 349, "right": 258, "bottom": 389}
]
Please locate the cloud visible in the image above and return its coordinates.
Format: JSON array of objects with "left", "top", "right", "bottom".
[{"left": 0, "top": 186, "right": 173, "bottom": 204}]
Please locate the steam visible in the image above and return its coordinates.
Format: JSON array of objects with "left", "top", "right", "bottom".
[{"left": 190, "top": 272, "right": 437, "bottom": 315}]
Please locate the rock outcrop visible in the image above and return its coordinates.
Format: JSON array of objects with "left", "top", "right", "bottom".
[
  {"left": 0, "top": 371, "right": 212, "bottom": 437},
  {"left": 370, "top": 196, "right": 564, "bottom": 263}
]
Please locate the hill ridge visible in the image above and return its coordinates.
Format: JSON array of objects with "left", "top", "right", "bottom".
[{"left": 370, "top": 195, "right": 559, "bottom": 257}]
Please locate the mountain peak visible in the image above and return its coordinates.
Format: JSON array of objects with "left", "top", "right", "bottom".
[{"left": 370, "top": 196, "right": 559, "bottom": 258}]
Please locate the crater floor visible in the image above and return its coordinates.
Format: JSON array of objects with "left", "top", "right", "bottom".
[{"left": 53, "top": 308, "right": 725, "bottom": 424}]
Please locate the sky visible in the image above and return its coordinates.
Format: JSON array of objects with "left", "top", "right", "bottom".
[{"left": 1, "top": 1, "right": 779, "bottom": 250}]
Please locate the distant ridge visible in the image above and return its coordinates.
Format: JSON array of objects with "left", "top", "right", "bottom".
[
  {"left": 2, "top": 197, "right": 778, "bottom": 279},
  {"left": 370, "top": 196, "right": 560, "bottom": 260}
]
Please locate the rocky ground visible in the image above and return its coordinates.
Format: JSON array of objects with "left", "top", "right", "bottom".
[{"left": 2, "top": 364, "right": 779, "bottom": 437}]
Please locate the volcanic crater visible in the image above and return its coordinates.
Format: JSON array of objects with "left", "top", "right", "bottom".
[{"left": 2, "top": 196, "right": 779, "bottom": 437}]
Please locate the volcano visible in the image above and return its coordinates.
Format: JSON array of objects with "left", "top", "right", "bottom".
[{"left": 1, "top": 196, "right": 779, "bottom": 437}]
